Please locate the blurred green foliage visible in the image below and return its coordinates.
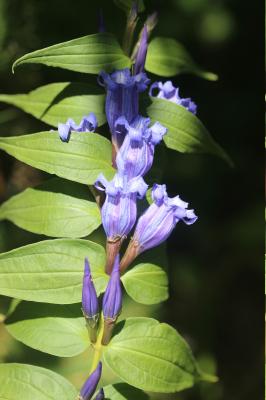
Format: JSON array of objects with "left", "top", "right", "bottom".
[{"left": 0, "top": 0, "right": 263, "bottom": 399}]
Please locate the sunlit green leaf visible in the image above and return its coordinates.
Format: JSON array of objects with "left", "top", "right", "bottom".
[
  {"left": 5, "top": 301, "right": 88, "bottom": 357},
  {"left": 104, "top": 317, "right": 200, "bottom": 393},
  {"left": 0, "top": 131, "right": 114, "bottom": 184},
  {"left": 0, "top": 82, "right": 106, "bottom": 127},
  {"left": 0, "top": 363, "right": 77, "bottom": 399},
  {"left": 0, "top": 188, "right": 101, "bottom": 238},
  {"left": 146, "top": 97, "right": 232, "bottom": 166},
  {"left": 13, "top": 33, "right": 131, "bottom": 74},
  {"left": 0, "top": 239, "right": 107, "bottom": 303},
  {"left": 121, "top": 264, "right": 169, "bottom": 305},
  {"left": 146, "top": 37, "right": 218, "bottom": 80}
]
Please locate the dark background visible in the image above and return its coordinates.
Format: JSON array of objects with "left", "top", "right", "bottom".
[{"left": 0, "top": 0, "right": 263, "bottom": 399}]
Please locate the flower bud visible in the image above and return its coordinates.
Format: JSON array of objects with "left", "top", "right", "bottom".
[
  {"left": 134, "top": 25, "right": 148, "bottom": 75},
  {"left": 120, "top": 184, "right": 198, "bottom": 271},
  {"left": 115, "top": 115, "right": 167, "bottom": 179},
  {"left": 149, "top": 81, "right": 197, "bottom": 114},
  {"left": 82, "top": 258, "right": 99, "bottom": 342},
  {"left": 58, "top": 113, "right": 97, "bottom": 142},
  {"left": 78, "top": 362, "right": 102, "bottom": 400},
  {"left": 98, "top": 68, "right": 150, "bottom": 152},
  {"left": 102, "top": 255, "right": 122, "bottom": 345}
]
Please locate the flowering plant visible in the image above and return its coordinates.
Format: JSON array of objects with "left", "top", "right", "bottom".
[{"left": 0, "top": 1, "right": 231, "bottom": 399}]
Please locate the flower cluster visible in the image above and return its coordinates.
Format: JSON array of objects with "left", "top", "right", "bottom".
[{"left": 60, "top": 9, "right": 198, "bottom": 397}]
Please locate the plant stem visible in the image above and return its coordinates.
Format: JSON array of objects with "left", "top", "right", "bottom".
[{"left": 89, "top": 313, "right": 104, "bottom": 374}]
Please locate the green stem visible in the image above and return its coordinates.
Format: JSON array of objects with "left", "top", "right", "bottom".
[{"left": 89, "top": 313, "right": 104, "bottom": 374}]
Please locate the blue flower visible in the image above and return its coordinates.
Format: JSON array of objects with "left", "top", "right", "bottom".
[
  {"left": 94, "top": 172, "right": 148, "bottom": 241},
  {"left": 115, "top": 115, "right": 167, "bottom": 179},
  {"left": 58, "top": 113, "right": 97, "bottom": 142},
  {"left": 120, "top": 184, "right": 197, "bottom": 271},
  {"left": 149, "top": 81, "right": 197, "bottom": 114},
  {"left": 95, "top": 172, "right": 147, "bottom": 273},
  {"left": 82, "top": 258, "right": 99, "bottom": 326},
  {"left": 134, "top": 24, "right": 148, "bottom": 75},
  {"left": 78, "top": 362, "right": 102, "bottom": 400},
  {"left": 98, "top": 68, "right": 150, "bottom": 150}
]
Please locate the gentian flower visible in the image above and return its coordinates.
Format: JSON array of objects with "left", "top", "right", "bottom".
[
  {"left": 58, "top": 112, "right": 97, "bottom": 142},
  {"left": 120, "top": 184, "right": 198, "bottom": 271},
  {"left": 149, "top": 81, "right": 197, "bottom": 114},
  {"left": 82, "top": 258, "right": 99, "bottom": 342},
  {"left": 102, "top": 255, "right": 122, "bottom": 345},
  {"left": 95, "top": 172, "right": 148, "bottom": 273},
  {"left": 98, "top": 68, "right": 150, "bottom": 151},
  {"left": 115, "top": 115, "right": 167, "bottom": 179},
  {"left": 95, "top": 389, "right": 104, "bottom": 400},
  {"left": 78, "top": 362, "right": 102, "bottom": 400},
  {"left": 134, "top": 24, "right": 148, "bottom": 75}
]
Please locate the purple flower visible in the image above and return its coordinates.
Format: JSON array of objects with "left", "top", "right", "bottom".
[
  {"left": 94, "top": 172, "right": 148, "bottom": 241},
  {"left": 115, "top": 115, "right": 167, "bottom": 179},
  {"left": 120, "top": 184, "right": 197, "bottom": 271},
  {"left": 78, "top": 362, "right": 102, "bottom": 400},
  {"left": 103, "top": 255, "right": 122, "bottom": 320},
  {"left": 149, "top": 81, "right": 197, "bottom": 114},
  {"left": 98, "top": 68, "right": 150, "bottom": 150},
  {"left": 134, "top": 24, "right": 148, "bottom": 75},
  {"left": 95, "top": 388, "right": 105, "bottom": 400},
  {"left": 82, "top": 258, "right": 99, "bottom": 326},
  {"left": 58, "top": 113, "right": 97, "bottom": 142}
]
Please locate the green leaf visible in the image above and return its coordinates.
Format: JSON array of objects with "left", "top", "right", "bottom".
[
  {"left": 146, "top": 37, "right": 218, "bottom": 80},
  {"left": 104, "top": 317, "right": 200, "bottom": 393},
  {"left": 5, "top": 301, "right": 88, "bottom": 357},
  {"left": 0, "top": 188, "right": 101, "bottom": 238},
  {"left": 0, "top": 131, "right": 115, "bottom": 184},
  {"left": 113, "top": 0, "right": 145, "bottom": 13},
  {"left": 0, "top": 82, "right": 106, "bottom": 127},
  {"left": 12, "top": 33, "right": 131, "bottom": 74},
  {"left": 146, "top": 98, "right": 232, "bottom": 166},
  {"left": 121, "top": 264, "right": 169, "bottom": 305},
  {"left": 0, "top": 239, "right": 108, "bottom": 303},
  {"left": 103, "top": 383, "right": 149, "bottom": 400},
  {"left": 0, "top": 363, "right": 77, "bottom": 400}
]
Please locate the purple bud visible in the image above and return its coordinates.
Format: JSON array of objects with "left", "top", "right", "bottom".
[
  {"left": 120, "top": 184, "right": 197, "bottom": 271},
  {"left": 82, "top": 258, "right": 99, "bottom": 325},
  {"left": 98, "top": 68, "right": 150, "bottom": 150},
  {"left": 149, "top": 81, "right": 197, "bottom": 114},
  {"left": 134, "top": 25, "right": 148, "bottom": 75},
  {"left": 58, "top": 113, "right": 97, "bottom": 142},
  {"left": 115, "top": 115, "right": 167, "bottom": 179},
  {"left": 95, "top": 388, "right": 104, "bottom": 400},
  {"left": 79, "top": 362, "right": 102, "bottom": 400},
  {"left": 94, "top": 172, "right": 148, "bottom": 240},
  {"left": 103, "top": 255, "right": 122, "bottom": 320}
]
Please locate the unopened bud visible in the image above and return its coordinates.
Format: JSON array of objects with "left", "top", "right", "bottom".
[
  {"left": 82, "top": 258, "right": 99, "bottom": 343},
  {"left": 78, "top": 362, "right": 102, "bottom": 400}
]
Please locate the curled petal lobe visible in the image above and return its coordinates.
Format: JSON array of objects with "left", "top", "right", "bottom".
[
  {"left": 149, "top": 80, "right": 197, "bottom": 114},
  {"left": 57, "top": 113, "right": 97, "bottom": 142}
]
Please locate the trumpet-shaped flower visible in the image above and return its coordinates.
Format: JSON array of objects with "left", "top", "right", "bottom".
[
  {"left": 120, "top": 184, "right": 198, "bottom": 271},
  {"left": 94, "top": 172, "right": 148, "bottom": 241},
  {"left": 115, "top": 115, "right": 167, "bottom": 179},
  {"left": 98, "top": 68, "right": 150, "bottom": 149},
  {"left": 149, "top": 81, "right": 197, "bottom": 114},
  {"left": 58, "top": 113, "right": 97, "bottom": 142}
]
